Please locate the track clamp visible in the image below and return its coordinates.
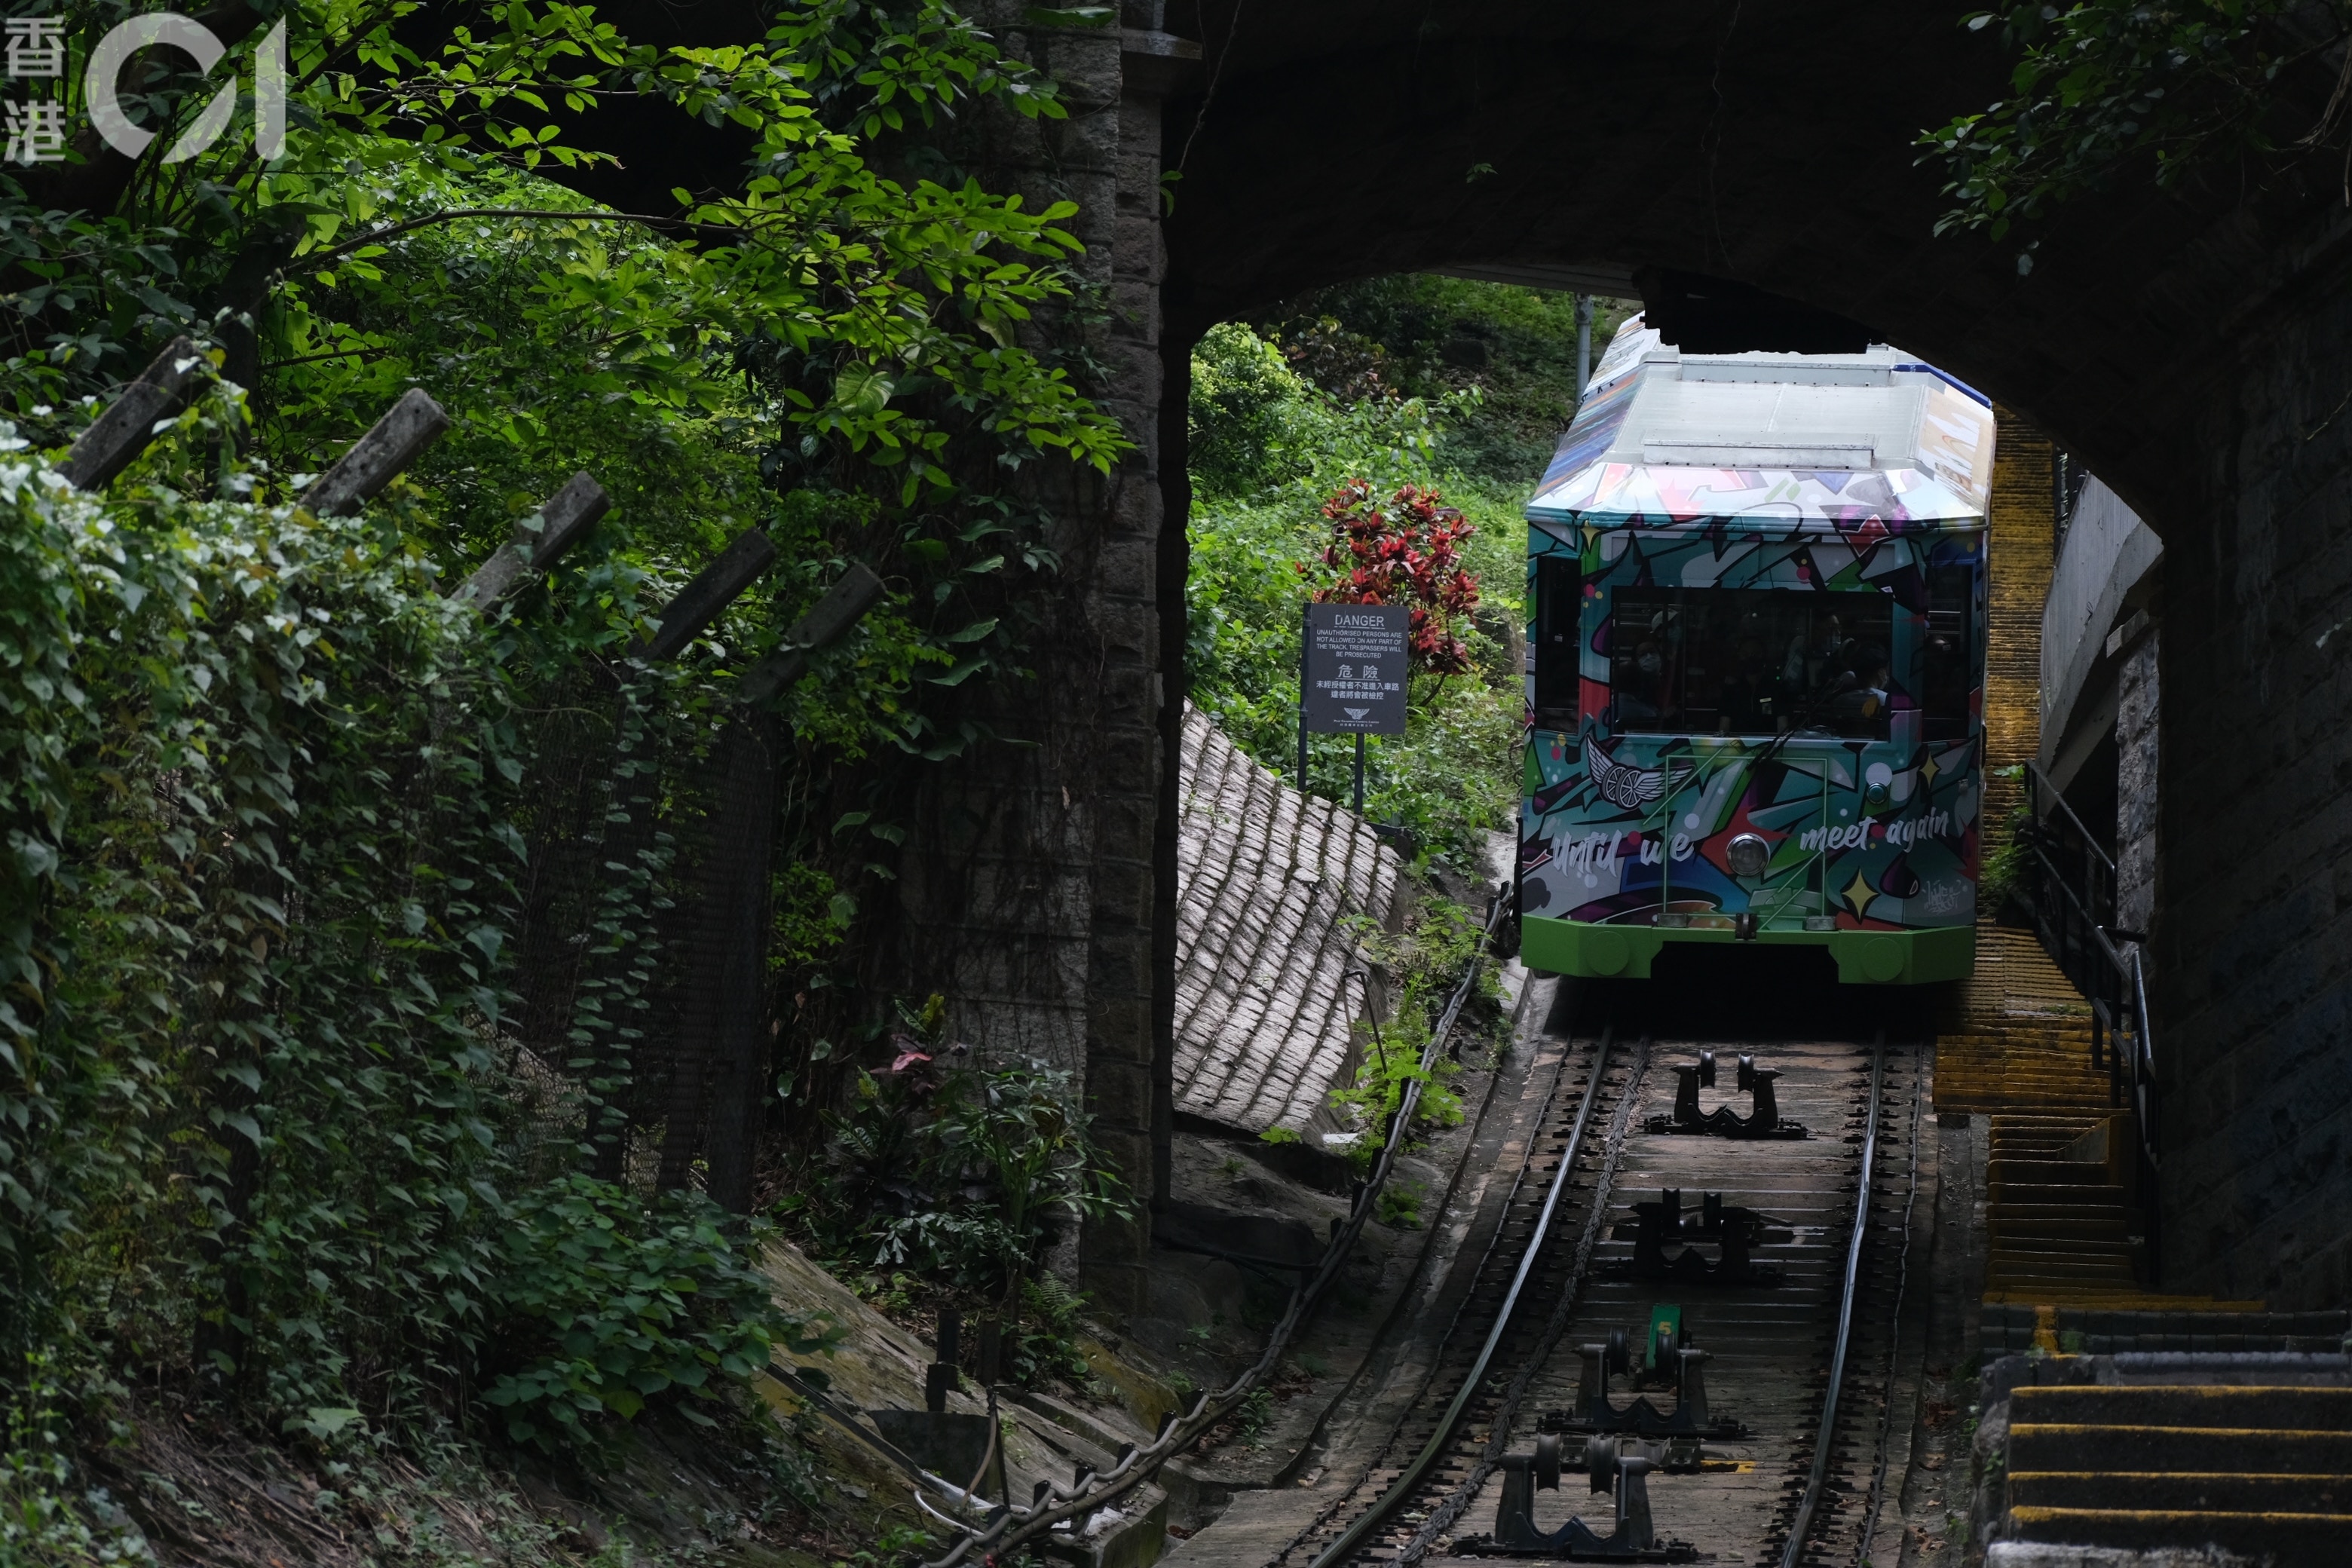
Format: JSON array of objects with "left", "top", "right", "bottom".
[
  {"left": 1546, "top": 1321, "right": 1747, "bottom": 1454},
  {"left": 1450, "top": 1434, "right": 1695, "bottom": 1560},
  {"left": 1601, "top": 1190, "right": 1785, "bottom": 1288},
  {"left": 1644, "top": 1051, "right": 1808, "bottom": 1139}
]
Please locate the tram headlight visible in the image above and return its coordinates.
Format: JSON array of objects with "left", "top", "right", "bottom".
[{"left": 1726, "top": 832, "right": 1770, "bottom": 878}]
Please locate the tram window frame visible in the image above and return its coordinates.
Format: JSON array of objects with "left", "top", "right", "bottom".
[
  {"left": 1532, "top": 553, "right": 1581, "bottom": 726},
  {"left": 1607, "top": 586, "right": 1896, "bottom": 740},
  {"left": 1921, "top": 565, "right": 1974, "bottom": 742}
]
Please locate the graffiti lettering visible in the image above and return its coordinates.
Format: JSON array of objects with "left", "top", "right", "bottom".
[{"left": 1799, "top": 809, "right": 1950, "bottom": 854}]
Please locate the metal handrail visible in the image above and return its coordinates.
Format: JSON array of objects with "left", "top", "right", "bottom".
[
  {"left": 2018, "top": 761, "right": 2161, "bottom": 1282},
  {"left": 2026, "top": 760, "right": 2118, "bottom": 877}
]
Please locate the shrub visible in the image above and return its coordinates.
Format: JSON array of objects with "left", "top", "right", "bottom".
[
  {"left": 1305, "top": 479, "right": 1481, "bottom": 690},
  {"left": 481, "top": 1176, "right": 840, "bottom": 1451}
]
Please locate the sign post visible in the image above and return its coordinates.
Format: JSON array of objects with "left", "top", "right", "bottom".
[{"left": 1299, "top": 602, "right": 1410, "bottom": 816}]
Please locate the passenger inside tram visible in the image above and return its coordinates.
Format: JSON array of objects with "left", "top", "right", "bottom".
[{"left": 1609, "top": 589, "right": 1893, "bottom": 739}]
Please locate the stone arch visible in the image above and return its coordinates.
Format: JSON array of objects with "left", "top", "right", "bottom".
[{"left": 1149, "top": 2, "right": 2352, "bottom": 1307}]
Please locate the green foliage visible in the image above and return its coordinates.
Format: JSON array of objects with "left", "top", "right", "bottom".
[
  {"left": 787, "top": 1037, "right": 1126, "bottom": 1387},
  {"left": 2, "top": 390, "right": 541, "bottom": 1412},
  {"left": 1374, "top": 1181, "right": 1424, "bottom": 1230},
  {"left": 1011, "top": 1273, "right": 1093, "bottom": 1388},
  {"left": 1253, "top": 274, "right": 1637, "bottom": 486},
  {"left": 853, "top": 1053, "right": 1129, "bottom": 1291},
  {"left": 0, "top": 390, "right": 853, "bottom": 1461},
  {"left": 831, "top": 1522, "right": 938, "bottom": 1568},
  {"left": 0, "top": 1356, "right": 145, "bottom": 1566},
  {"left": 1184, "top": 320, "right": 1524, "bottom": 868},
  {"left": 1917, "top": 1, "right": 2350, "bottom": 256},
  {"left": 481, "top": 1176, "right": 840, "bottom": 1450},
  {"left": 0, "top": 2, "right": 1136, "bottom": 1510},
  {"left": 1325, "top": 898, "right": 1499, "bottom": 1168}
]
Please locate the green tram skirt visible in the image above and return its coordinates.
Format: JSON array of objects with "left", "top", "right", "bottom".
[{"left": 1520, "top": 916, "right": 1975, "bottom": 985}]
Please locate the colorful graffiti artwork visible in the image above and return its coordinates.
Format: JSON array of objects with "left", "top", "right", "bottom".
[{"left": 1520, "top": 320, "right": 1989, "bottom": 949}]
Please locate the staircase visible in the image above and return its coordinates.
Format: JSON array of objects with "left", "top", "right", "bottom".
[
  {"left": 1989, "top": 1349, "right": 2352, "bottom": 1561},
  {"left": 1984, "top": 1113, "right": 2145, "bottom": 1298}
]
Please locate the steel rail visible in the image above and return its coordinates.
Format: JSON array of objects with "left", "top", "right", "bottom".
[
  {"left": 916, "top": 896, "right": 1508, "bottom": 1567},
  {"left": 1778, "top": 1031, "right": 1887, "bottom": 1568},
  {"left": 1393, "top": 1033, "right": 1652, "bottom": 1566},
  {"left": 1854, "top": 1044, "right": 1922, "bottom": 1565},
  {"left": 1303, "top": 1024, "right": 1624, "bottom": 1568},
  {"left": 1269, "top": 1003, "right": 1586, "bottom": 1561}
]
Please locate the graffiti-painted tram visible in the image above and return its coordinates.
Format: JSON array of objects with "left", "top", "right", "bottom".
[{"left": 1518, "top": 319, "right": 1990, "bottom": 984}]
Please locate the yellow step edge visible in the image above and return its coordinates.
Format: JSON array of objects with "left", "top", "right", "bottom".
[{"left": 2007, "top": 1506, "right": 2352, "bottom": 1525}]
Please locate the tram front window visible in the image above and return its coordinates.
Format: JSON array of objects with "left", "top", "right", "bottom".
[{"left": 1609, "top": 588, "right": 1894, "bottom": 739}]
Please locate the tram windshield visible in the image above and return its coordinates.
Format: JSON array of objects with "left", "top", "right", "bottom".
[{"left": 1609, "top": 588, "right": 1894, "bottom": 739}]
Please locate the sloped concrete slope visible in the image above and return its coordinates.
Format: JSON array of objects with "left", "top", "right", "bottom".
[{"left": 1171, "top": 705, "right": 1404, "bottom": 1137}]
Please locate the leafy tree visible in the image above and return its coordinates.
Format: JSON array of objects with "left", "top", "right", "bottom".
[
  {"left": 0, "top": 0, "right": 1137, "bottom": 1523},
  {"left": 1918, "top": 1, "right": 2352, "bottom": 260}
]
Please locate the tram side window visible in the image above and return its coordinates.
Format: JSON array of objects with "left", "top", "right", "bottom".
[
  {"left": 1921, "top": 566, "right": 1974, "bottom": 742},
  {"left": 1609, "top": 587, "right": 1894, "bottom": 740},
  {"left": 1533, "top": 554, "right": 1581, "bottom": 724}
]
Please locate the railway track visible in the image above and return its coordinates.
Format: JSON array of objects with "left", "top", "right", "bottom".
[{"left": 1269, "top": 1007, "right": 1925, "bottom": 1566}]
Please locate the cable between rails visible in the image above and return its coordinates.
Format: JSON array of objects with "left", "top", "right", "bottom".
[
  {"left": 1301, "top": 1023, "right": 1625, "bottom": 1568},
  {"left": 910, "top": 896, "right": 1510, "bottom": 1568},
  {"left": 1778, "top": 1030, "right": 1888, "bottom": 1568}
]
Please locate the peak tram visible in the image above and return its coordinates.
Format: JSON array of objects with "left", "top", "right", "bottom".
[{"left": 1518, "top": 320, "right": 1991, "bottom": 984}]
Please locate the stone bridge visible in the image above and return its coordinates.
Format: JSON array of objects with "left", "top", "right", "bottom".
[{"left": 591, "top": 0, "right": 2352, "bottom": 1312}]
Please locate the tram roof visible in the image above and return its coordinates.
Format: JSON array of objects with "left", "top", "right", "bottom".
[{"left": 1525, "top": 318, "right": 1995, "bottom": 531}]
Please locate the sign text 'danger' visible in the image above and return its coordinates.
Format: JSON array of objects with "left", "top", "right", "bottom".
[{"left": 1303, "top": 602, "right": 1410, "bottom": 735}]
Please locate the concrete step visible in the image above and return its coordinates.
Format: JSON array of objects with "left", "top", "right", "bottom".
[
  {"left": 1987, "top": 1159, "right": 2116, "bottom": 1185},
  {"left": 1989, "top": 1225, "right": 2141, "bottom": 1248},
  {"left": 1989, "top": 1263, "right": 2141, "bottom": 1288},
  {"left": 1990, "top": 1203, "right": 2147, "bottom": 1227},
  {"left": 1987, "top": 1182, "right": 2131, "bottom": 1207},
  {"left": 1989, "top": 1245, "right": 2140, "bottom": 1269},
  {"left": 1992, "top": 1230, "right": 2142, "bottom": 1250},
  {"left": 2007, "top": 1472, "right": 2352, "bottom": 1513},
  {"left": 2001, "top": 1504, "right": 2352, "bottom": 1560},
  {"left": 2012, "top": 1386, "right": 2352, "bottom": 1429},
  {"left": 2008, "top": 1423, "right": 2352, "bottom": 1472}
]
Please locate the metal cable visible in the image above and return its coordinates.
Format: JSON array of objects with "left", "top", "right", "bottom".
[
  {"left": 914, "top": 896, "right": 1508, "bottom": 1567},
  {"left": 1301, "top": 1024, "right": 1623, "bottom": 1568},
  {"left": 1395, "top": 1031, "right": 1653, "bottom": 1564},
  {"left": 1779, "top": 1031, "right": 1888, "bottom": 1568}
]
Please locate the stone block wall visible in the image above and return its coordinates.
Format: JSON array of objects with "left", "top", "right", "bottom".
[{"left": 2164, "top": 271, "right": 2352, "bottom": 1309}]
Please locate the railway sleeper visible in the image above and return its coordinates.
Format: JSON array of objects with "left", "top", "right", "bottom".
[
  {"left": 1452, "top": 1434, "right": 1695, "bottom": 1561},
  {"left": 1643, "top": 1051, "right": 1809, "bottom": 1140}
]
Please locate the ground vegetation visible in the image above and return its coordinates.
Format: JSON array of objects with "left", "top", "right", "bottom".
[{"left": 1, "top": 1, "right": 1130, "bottom": 1559}]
